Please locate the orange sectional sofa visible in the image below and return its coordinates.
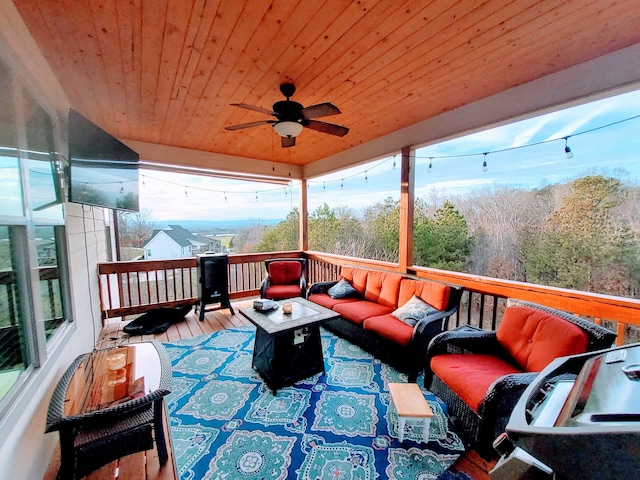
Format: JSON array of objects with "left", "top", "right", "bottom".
[{"left": 307, "top": 266, "right": 463, "bottom": 380}]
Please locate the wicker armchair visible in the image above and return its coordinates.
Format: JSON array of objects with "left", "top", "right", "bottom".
[
  {"left": 260, "top": 258, "right": 307, "bottom": 300},
  {"left": 424, "top": 300, "right": 616, "bottom": 459},
  {"left": 46, "top": 341, "right": 173, "bottom": 479}
]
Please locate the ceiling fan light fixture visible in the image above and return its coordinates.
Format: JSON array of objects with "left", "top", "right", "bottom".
[{"left": 274, "top": 121, "right": 303, "bottom": 138}]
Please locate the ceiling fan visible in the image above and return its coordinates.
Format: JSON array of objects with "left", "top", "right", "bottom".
[{"left": 225, "top": 83, "right": 349, "bottom": 147}]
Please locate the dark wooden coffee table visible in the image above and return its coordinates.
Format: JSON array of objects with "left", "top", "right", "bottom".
[{"left": 240, "top": 297, "right": 339, "bottom": 393}]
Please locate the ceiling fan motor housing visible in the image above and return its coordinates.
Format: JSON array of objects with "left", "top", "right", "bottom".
[{"left": 272, "top": 100, "right": 304, "bottom": 122}]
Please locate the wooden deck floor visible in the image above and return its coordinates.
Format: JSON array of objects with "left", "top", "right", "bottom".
[{"left": 45, "top": 298, "right": 494, "bottom": 480}]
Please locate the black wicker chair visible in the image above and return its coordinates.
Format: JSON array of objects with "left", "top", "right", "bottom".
[
  {"left": 424, "top": 300, "right": 616, "bottom": 459},
  {"left": 46, "top": 341, "right": 173, "bottom": 479},
  {"left": 260, "top": 258, "right": 307, "bottom": 300}
]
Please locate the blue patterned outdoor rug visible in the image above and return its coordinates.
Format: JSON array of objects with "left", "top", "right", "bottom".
[{"left": 164, "top": 327, "right": 467, "bottom": 479}]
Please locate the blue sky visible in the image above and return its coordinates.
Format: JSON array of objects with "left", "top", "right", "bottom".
[{"left": 140, "top": 87, "right": 640, "bottom": 222}]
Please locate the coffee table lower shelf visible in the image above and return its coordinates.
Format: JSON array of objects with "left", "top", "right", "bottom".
[{"left": 252, "top": 325, "right": 324, "bottom": 393}]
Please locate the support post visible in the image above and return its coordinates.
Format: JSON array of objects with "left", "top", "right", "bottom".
[
  {"left": 300, "top": 178, "right": 308, "bottom": 251},
  {"left": 398, "top": 146, "right": 415, "bottom": 273}
]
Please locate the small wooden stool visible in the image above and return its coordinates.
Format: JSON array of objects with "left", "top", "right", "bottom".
[{"left": 388, "top": 382, "right": 434, "bottom": 443}]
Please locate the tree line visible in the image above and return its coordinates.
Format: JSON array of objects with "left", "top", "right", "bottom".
[{"left": 246, "top": 174, "right": 640, "bottom": 299}]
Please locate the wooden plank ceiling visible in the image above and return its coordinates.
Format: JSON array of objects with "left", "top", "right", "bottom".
[{"left": 13, "top": 0, "right": 640, "bottom": 173}]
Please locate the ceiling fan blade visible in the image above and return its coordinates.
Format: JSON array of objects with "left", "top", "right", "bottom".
[
  {"left": 304, "top": 120, "right": 349, "bottom": 137},
  {"left": 230, "top": 103, "right": 276, "bottom": 116},
  {"left": 281, "top": 136, "right": 296, "bottom": 148},
  {"left": 225, "top": 120, "right": 274, "bottom": 131},
  {"left": 301, "top": 102, "right": 341, "bottom": 119}
]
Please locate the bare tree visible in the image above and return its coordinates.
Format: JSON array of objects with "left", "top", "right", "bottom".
[{"left": 117, "top": 209, "right": 156, "bottom": 248}]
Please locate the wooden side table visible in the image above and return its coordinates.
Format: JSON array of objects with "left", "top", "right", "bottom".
[
  {"left": 46, "top": 341, "right": 172, "bottom": 479},
  {"left": 389, "top": 382, "right": 434, "bottom": 443}
]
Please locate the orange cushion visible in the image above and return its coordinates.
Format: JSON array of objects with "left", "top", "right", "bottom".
[
  {"left": 431, "top": 354, "right": 522, "bottom": 413},
  {"left": 333, "top": 300, "right": 394, "bottom": 326},
  {"left": 340, "top": 267, "right": 369, "bottom": 296},
  {"left": 363, "top": 270, "right": 403, "bottom": 308},
  {"left": 496, "top": 306, "right": 589, "bottom": 372},
  {"left": 269, "top": 261, "right": 302, "bottom": 285},
  {"left": 363, "top": 314, "right": 413, "bottom": 346},
  {"left": 308, "top": 293, "right": 359, "bottom": 310},
  {"left": 399, "top": 279, "right": 450, "bottom": 311},
  {"left": 264, "top": 285, "right": 301, "bottom": 300}
]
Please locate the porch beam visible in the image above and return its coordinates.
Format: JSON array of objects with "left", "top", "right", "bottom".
[
  {"left": 300, "top": 178, "right": 308, "bottom": 251},
  {"left": 398, "top": 146, "right": 415, "bottom": 273}
]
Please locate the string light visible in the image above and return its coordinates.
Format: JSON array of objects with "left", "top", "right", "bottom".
[
  {"left": 255, "top": 191, "right": 258, "bottom": 201},
  {"left": 365, "top": 171, "right": 368, "bottom": 183},
  {"left": 563, "top": 136, "right": 574, "bottom": 159},
  {"left": 224, "top": 192, "right": 228, "bottom": 202},
  {"left": 413, "top": 113, "right": 640, "bottom": 163},
  {"left": 184, "top": 187, "right": 188, "bottom": 197},
  {"left": 142, "top": 112, "right": 638, "bottom": 194}
]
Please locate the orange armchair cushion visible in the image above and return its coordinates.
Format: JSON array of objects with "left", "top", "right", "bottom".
[
  {"left": 496, "top": 306, "right": 589, "bottom": 372},
  {"left": 269, "top": 261, "right": 302, "bottom": 285},
  {"left": 431, "top": 353, "right": 522, "bottom": 413}
]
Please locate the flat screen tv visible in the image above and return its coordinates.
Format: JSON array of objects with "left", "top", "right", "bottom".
[{"left": 68, "top": 109, "right": 139, "bottom": 211}]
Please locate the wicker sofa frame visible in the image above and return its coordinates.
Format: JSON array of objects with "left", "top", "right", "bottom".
[
  {"left": 308, "top": 276, "right": 464, "bottom": 381},
  {"left": 424, "top": 300, "right": 617, "bottom": 459}
]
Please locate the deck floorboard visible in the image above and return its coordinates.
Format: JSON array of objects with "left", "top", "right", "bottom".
[{"left": 46, "top": 298, "right": 493, "bottom": 480}]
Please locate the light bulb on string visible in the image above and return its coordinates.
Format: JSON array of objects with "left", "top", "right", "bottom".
[
  {"left": 365, "top": 171, "right": 368, "bottom": 183},
  {"left": 255, "top": 191, "right": 258, "bottom": 202},
  {"left": 224, "top": 192, "right": 228, "bottom": 203},
  {"left": 563, "top": 136, "right": 574, "bottom": 159},
  {"left": 482, "top": 153, "right": 488, "bottom": 172},
  {"left": 323, "top": 182, "right": 326, "bottom": 191},
  {"left": 427, "top": 158, "right": 433, "bottom": 173},
  {"left": 184, "top": 187, "right": 188, "bottom": 197},
  {"left": 392, "top": 155, "right": 396, "bottom": 170},
  {"left": 340, "top": 179, "right": 344, "bottom": 190}
]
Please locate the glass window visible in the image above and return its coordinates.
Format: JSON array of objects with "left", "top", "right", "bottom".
[
  {"left": 23, "top": 90, "right": 63, "bottom": 221},
  {"left": 35, "top": 226, "right": 65, "bottom": 340},
  {"left": 0, "top": 61, "right": 23, "bottom": 217},
  {"left": 0, "top": 55, "right": 71, "bottom": 404},
  {"left": 0, "top": 226, "right": 27, "bottom": 402}
]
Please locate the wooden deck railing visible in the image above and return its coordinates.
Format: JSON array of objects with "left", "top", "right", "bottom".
[
  {"left": 97, "top": 251, "right": 640, "bottom": 345},
  {"left": 304, "top": 251, "right": 640, "bottom": 345},
  {"left": 97, "top": 252, "right": 304, "bottom": 319}
]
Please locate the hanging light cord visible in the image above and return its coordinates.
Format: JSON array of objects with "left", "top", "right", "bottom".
[{"left": 143, "top": 112, "right": 640, "bottom": 193}]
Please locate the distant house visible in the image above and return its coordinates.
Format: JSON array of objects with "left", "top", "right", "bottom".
[{"left": 143, "top": 225, "right": 222, "bottom": 259}]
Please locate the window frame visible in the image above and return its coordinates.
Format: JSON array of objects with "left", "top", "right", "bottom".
[{"left": 0, "top": 54, "right": 73, "bottom": 412}]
